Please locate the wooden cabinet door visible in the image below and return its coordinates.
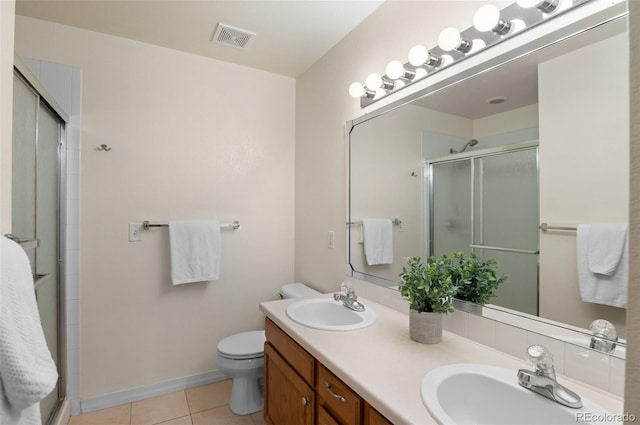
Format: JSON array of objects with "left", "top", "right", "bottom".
[{"left": 265, "top": 342, "right": 314, "bottom": 425}]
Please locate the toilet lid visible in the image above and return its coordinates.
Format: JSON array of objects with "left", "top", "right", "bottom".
[{"left": 218, "top": 330, "right": 265, "bottom": 359}]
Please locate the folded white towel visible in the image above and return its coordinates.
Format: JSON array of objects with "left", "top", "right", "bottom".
[
  {"left": 1, "top": 236, "right": 58, "bottom": 425},
  {"left": 577, "top": 224, "right": 628, "bottom": 308},
  {"left": 587, "top": 223, "right": 628, "bottom": 276},
  {"left": 169, "top": 220, "right": 221, "bottom": 285},
  {"left": 362, "top": 218, "right": 393, "bottom": 266}
]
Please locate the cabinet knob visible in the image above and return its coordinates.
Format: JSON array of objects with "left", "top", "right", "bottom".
[{"left": 302, "top": 396, "right": 310, "bottom": 406}]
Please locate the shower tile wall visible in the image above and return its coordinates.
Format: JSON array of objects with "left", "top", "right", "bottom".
[{"left": 24, "top": 58, "right": 82, "bottom": 413}]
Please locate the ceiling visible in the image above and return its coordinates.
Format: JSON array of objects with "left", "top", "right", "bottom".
[{"left": 15, "top": 0, "right": 384, "bottom": 78}]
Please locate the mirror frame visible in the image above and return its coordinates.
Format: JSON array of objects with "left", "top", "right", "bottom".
[{"left": 346, "top": 0, "right": 629, "bottom": 356}]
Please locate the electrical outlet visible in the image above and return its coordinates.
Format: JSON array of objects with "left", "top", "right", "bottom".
[
  {"left": 328, "top": 230, "right": 335, "bottom": 249},
  {"left": 129, "top": 223, "right": 142, "bottom": 242}
]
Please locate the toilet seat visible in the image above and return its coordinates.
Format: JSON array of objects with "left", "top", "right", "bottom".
[{"left": 217, "top": 330, "right": 265, "bottom": 360}]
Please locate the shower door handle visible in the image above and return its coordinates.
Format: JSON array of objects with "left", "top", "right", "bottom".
[{"left": 469, "top": 244, "right": 539, "bottom": 255}]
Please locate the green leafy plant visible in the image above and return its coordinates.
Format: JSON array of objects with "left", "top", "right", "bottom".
[
  {"left": 398, "top": 255, "right": 458, "bottom": 314},
  {"left": 451, "top": 251, "right": 508, "bottom": 305}
]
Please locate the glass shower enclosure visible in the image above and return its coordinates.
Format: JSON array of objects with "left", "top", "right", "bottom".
[
  {"left": 12, "top": 69, "right": 66, "bottom": 425},
  {"left": 428, "top": 143, "right": 539, "bottom": 315}
]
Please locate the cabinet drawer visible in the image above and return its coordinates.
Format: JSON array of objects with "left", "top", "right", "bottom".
[
  {"left": 265, "top": 318, "right": 315, "bottom": 385},
  {"left": 317, "top": 363, "right": 362, "bottom": 425},
  {"left": 364, "top": 403, "right": 393, "bottom": 425},
  {"left": 317, "top": 405, "right": 341, "bottom": 425}
]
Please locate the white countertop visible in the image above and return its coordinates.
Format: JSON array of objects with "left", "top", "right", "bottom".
[{"left": 259, "top": 294, "right": 623, "bottom": 425}]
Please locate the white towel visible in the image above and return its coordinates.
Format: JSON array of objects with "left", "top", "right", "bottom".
[
  {"left": 362, "top": 218, "right": 393, "bottom": 266},
  {"left": 577, "top": 224, "right": 628, "bottom": 308},
  {"left": 587, "top": 223, "right": 628, "bottom": 276},
  {"left": 169, "top": 220, "right": 221, "bottom": 285},
  {"left": 1, "top": 237, "right": 58, "bottom": 425}
]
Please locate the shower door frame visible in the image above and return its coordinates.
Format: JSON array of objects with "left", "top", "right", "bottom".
[
  {"left": 426, "top": 141, "right": 540, "bottom": 314},
  {"left": 12, "top": 64, "right": 68, "bottom": 425},
  {"left": 426, "top": 140, "right": 539, "bottom": 255}
]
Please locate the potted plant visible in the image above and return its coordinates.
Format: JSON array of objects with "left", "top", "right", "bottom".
[
  {"left": 451, "top": 251, "right": 508, "bottom": 313},
  {"left": 398, "top": 254, "right": 458, "bottom": 344}
]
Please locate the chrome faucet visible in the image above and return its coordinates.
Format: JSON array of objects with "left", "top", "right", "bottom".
[
  {"left": 517, "top": 345, "right": 582, "bottom": 409},
  {"left": 334, "top": 283, "right": 365, "bottom": 312},
  {"left": 589, "top": 319, "right": 618, "bottom": 354}
]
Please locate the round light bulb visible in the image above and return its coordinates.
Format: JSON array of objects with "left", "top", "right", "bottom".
[
  {"left": 386, "top": 60, "right": 405, "bottom": 80},
  {"left": 438, "top": 27, "right": 462, "bottom": 52},
  {"left": 408, "top": 45, "right": 429, "bottom": 66},
  {"left": 348, "top": 82, "right": 365, "bottom": 98},
  {"left": 365, "top": 73, "right": 383, "bottom": 89},
  {"left": 473, "top": 5, "right": 501, "bottom": 32},
  {"left": 414, "top": 68, "right": 428, "bottom": 80}
]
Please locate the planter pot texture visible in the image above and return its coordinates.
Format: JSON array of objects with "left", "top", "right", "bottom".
[{"left": 409, "top": 309, "right": 442, "bottom": 344}]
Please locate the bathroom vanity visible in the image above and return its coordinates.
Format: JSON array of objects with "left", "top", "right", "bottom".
[{"left": 260, "top": 295, "right": 623, "bottom": 425}]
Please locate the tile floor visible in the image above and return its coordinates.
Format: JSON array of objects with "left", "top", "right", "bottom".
[{"left": 68, "top": 380, "right": 266, "bottom": 425}]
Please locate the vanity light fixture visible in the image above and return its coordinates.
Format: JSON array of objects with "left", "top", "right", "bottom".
[
  {"left": 438, "top": 27, "right": 473, "bottom": 53},
  {"left": 408, "top": 45, "right": 443, "bottom": 68},
  {"left": 474, "top": 4, "right": 512, "bottom": 35},
  {"left": 349, "top": 82, "right": 375, "bottom": 99},
  {"left": 386, "top": 60, "right": 417, "bottom": 81},
  {"left": 517, "top": 0, "right": 559, "bottom": 13},
  {"left": 349, "top": 0, "right": 587, "bottom": 107}
]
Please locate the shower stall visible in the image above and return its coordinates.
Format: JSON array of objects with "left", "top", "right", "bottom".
[
  {"left": 11, "top": 66, "right": 66, "bottom": 424},
  {"left": 427, "top": 141, "right": 540, "bottom": 315}
]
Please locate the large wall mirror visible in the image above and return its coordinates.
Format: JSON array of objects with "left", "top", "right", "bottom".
[{"left": 348, "top": 1, "right": 629, "bottom": 357}]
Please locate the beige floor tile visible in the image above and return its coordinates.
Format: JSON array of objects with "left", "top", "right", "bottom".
[
  {"left": 154, "top": 415, "right": 192, "bottom": 425},
  {"left": 68, "top": 404, "right": 131, "bottom": 425},
  {"left": 131, "top": 391, "right": 190, "bottom": 425},
  {"left": 185, "top": 380, "right": 233, "bottom": 414},
  {"left": 250, "top": 411, "right": 266, "bottom": 425},
  {"left": 191, "top": 405, "right": 254, "bottom": 425}
]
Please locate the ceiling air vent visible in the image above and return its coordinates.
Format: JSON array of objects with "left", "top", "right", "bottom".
[{"left": 212, "top": 23, "right": 255, "bottom": 49}]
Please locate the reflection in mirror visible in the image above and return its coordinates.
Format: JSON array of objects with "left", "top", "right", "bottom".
[{"left": 348, "top": 8, "right": 628, "bottom": 355}]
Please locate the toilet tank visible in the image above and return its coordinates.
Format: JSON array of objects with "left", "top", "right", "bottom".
[{"left": 280, "top": 283, "right": 320, "bottom": 299}]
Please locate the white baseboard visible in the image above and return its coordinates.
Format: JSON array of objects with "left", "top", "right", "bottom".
[{"left": 79, "top": 370, "right": 230, "bottom": 414}]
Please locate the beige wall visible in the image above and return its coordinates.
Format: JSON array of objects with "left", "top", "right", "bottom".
[
  {"left": 15, "top": 17, "right": 295, "bottom": 398},
  {"left": 294, "top": 0, "right": 507, "bottom": 293},
  {"left": 538, "top": 33, "right": 628, "bottom": 335},
  {"left": 0, "top": 0, "right": 14, "bottom": 234}
]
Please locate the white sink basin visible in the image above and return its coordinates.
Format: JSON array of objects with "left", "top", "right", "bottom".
[
  {"left": 421, "top": 364, "right": 620, "bottom": 425},
  {"left": 286, "top": 297, "right": 376, "bottom": 331}
]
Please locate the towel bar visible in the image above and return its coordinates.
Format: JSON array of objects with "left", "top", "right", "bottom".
[
  {"left": 346, "top": 218, "right": 402, "bottom": 226},
  {"left": 539, "top": 223, "right": 577, "bottom": 232},
  {"left": 142, "top": 220, "right": 240, "bottom": 230}
]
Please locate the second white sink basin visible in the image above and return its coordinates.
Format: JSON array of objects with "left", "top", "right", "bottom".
[
  {"left": 286, "top": 297, "right": 376, "bottom": 331},
  {"left": 421, "top": 364, "right": 619, "bottom": 425}
]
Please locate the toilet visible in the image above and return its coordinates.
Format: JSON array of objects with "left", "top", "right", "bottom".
[{"left": 216, "top": 283, "right": 320, "bottom": 415}]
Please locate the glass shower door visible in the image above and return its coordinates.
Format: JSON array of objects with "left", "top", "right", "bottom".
[
  {"left": 12, "top": 70, "right": 64, "bottom": 425},
  {"left": 472, "top": 149, "right": 539, "bottom": 315},
  {"left": 430, "top": 146, "right": 539, "bottom": 315}
]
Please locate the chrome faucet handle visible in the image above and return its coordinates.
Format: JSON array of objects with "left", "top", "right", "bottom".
[
  {"left": 341, "top": 282, "right": 356, "bottom": 298},
  {"left": 519, "top": 344, "right": 583, "bottom": 409},
  {"left": 526, "top": 344, "right": 556, "bottom": 378},
  {"left": 589, "top": 319, "right": 617, "bottom": 353}
]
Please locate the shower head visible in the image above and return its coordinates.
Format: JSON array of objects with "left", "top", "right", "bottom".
[{"left": 450, "top": 139, "right": 479, "bottom": 154}]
